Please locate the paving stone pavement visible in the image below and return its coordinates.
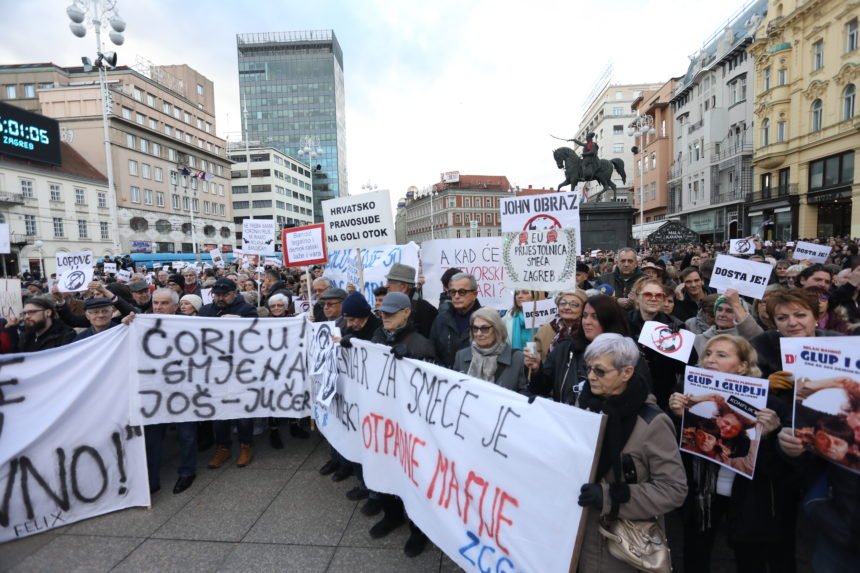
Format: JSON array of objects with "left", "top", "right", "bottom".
[{"left": 0, "top": 428, "right": 814, "bottom": 572}]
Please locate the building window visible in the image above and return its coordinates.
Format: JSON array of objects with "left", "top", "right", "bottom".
[
  {"left": 612, "top": 143, "right": 624, "bottom": 153},
  {"left": 809, "top": 151, "right": 854, "bottom": 191},
  {"left": 847, "top": 18, "right": 858, "bottom": 52},
  {"left": 813, "top": 39, "right": 824, "bottom": 71},
  {"left": 164, "top": 125, "right": 172, "bottom": 136},
  {"left": 612, "top": 107, "right": 624, "bottom": 115},
  {"left": 148, "top": 118, "right": 157, "bottom": 130},
  {"left": 126, "top": 133, "right": 135, "bottom": 148},
  {"left": 204, "top": 201, "right": 210, "bottom": 214},
  {"left": 100, "top": 221, "right": 109, "bottom": 240},
  {"left": 136, "top": 112, "right": 145, "bottom": 125},
  {"left": 144, "top": 189, "right": 153, "bottom": 205},
  {"left": 613, "top": 125, "right": 624, "bottom": 134},
  {"left": 50, "top": 183, "right": 61, "bottom": 202},
  {"left": 172, "top": 194, "right": 180, "bottom": 209},
  {"left": 154, "top": 167, "right": 163, "bottom": 182},
  {"left": 133, "top": 87, "right": 142, "bottom": 101},
  {"left": 130, "top": 186, "right": 140, "bottom": 203},
  {"left": 843, "top": 84, "right": 856, "bottom": 120},
  {"left": 183, "top": 196, "right": 190, "bottom": 210},
  {"left": 142, "top": 164, "right": 151, "bottom": 179},
  {"left": 173, "top": 107, "right": 181, "bottom": 120},
  {"left": 5, "top": 85, "right": 16, "bottom": 99},
  {"left": 168, "top": 148, "right": 177, "bottom": 161},
  {"left": 78, "top": 220, "right": 88, "bottom": 239},
  {"left": 778, "top": 68, "right": 787, "bottom": 85},
  {"left": 170, "top": 170, "right": 178, "bottom": 185},
  {"left": 53, "top": 217, "right": 64, "bottom": 238},
  {"left": 761, "top": 118, "right": 770, "bottom": 146},
  {"left": 122, "top": 107, "right": 132, "bottom": 120},
  {"left": 75, "top": 187, "right": 86, "bottom": 205},
  {"left": 811, "top": 99, "right": 823, "bottom": 132},
  {"left": 156, "top": 191, "right": 165, "bottom": 207},
  {"left": 763, "top": 67, "right": 771, "bottom": 91},
  {"left": 98, "top": 192, "right": 107, "bottom": 208},
  {"left": 184, "top": 111, "right": 191, "bottom": 123},
  {"left": 129, "top": 160, "right": 138, "bottom": 176},
  {"left": 24, "top": 215, "right": 37, "bottom": 236},
  {"left": 650, "top": 153, "right": 656, "bottom": 170},
  {"left": 20, "top": 179, "right": 33, "bottom": 198},
  {"left": 777, "top": 120, "right": 787, "bottom": 142},
  {"left": 219, "top": 204, "right": 225, "bottom": 216},
  {"left": 140, "top": 138, "right": 149, "bottom": 153},
  {"left": 163, "top": 102, "right": 171, "bottom": 114}
]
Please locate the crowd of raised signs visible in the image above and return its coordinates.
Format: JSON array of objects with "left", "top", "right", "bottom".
[{"left": 2, "top": 235, "right": 859, "bottom": 571}]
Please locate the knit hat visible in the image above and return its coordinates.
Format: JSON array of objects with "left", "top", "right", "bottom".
[
  {"left": 341, "top": 292, "right": 372, "bottom": 318},
  {"left": 168, "top": 273, "right": 185, "bottom": 288},
  {"left": 180, "top": 294, "right": 203, "bottom": 312},
  {"left": 576, "top": 262, "right": 590, "bottom": 274}
]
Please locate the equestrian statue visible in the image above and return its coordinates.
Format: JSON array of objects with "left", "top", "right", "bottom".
[{"left": 552, "top": 132, "right": 626, "bottom": 197}]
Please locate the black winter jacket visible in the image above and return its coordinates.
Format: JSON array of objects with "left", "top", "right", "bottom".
[
  {"left": 198, "top": 296, "right": 259, "bottom": 317},
  {"left": 428, "top": 301, "right": 481, "bottom": 368},
  {"left": 371, "top": 322, "right": 436, "bottom": 363}
]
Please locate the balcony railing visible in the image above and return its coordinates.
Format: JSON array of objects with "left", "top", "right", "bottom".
[
  {"left": 0, "top": 191, "right": 25, "bottom": 205},
  {"left": 745, "top": 183, "right": 798, "bottom": 203},
  {"left": 712, "top": 184, "right": 747, "bottom": 205},
  {"left": 712, "top": 142, "right": 753, "bottom": 163},
  {"left": 10, "top": 233, "right": 34, "bottom": 245},
  {"left": 668, "top": 163, "right": 683, "bottom": 181}
]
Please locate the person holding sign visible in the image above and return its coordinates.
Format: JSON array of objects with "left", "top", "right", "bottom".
[
  {"left": 692, "top": 288, "right": 763, "bottom": 357},
  {"left": 668, "top": 335, "right": 789, "bottom": 573},
  {"left": 533, "top": 289, "right": 587, "bottom": 361},
  {"left": 453, "top": 307, "right": 527, "bottom": 394},
  {"left": 502, "top": 290, "right": 538, "bottom": 352},
  {"left": 576, "top": 333, "right": 687, "bottom": 573}
]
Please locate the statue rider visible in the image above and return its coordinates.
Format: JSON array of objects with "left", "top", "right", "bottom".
[{"left": 571, "top": 132, "right": 599, "bottom": 180}]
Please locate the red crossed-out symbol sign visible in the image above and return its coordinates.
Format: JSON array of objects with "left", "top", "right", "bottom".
[{"left": 651, "top": 326, "right": 683, "bottom": 354}]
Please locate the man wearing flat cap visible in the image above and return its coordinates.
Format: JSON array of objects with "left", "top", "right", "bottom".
[
  {"left": 385, "top": 263, "right": 437, "bottom": 338},
  {"left": 16, "top": 296, "right": 76, "bottom": 352},
  {"left": 318, "top": 287, "right": 348, "bottom": 328},
  {"left": 74, "top": 297, "right": 121, "bottom": 341},
  {"left": 200, "top": 278, "right": 259, "bottom": 470}
]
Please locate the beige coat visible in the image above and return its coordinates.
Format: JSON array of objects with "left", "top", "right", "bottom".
[{"left": 577, "top": 396, "right": 688, "bottom": 572}]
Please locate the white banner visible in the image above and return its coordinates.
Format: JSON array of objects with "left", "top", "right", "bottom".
[
  {"left": 0, "top": 278, "right": 22, "bottom": 321},
  {"left": 502, "top": 229, "right": 577, "bottom": 291},
  {"left": 322, "top": 190, "right": 395, "bottom": 251},
  {"left": 728, "top": 238, "right": 755, "bottom": 256},
  {"left": 781, "top": 337, "right": 860, "bottom": 475},
  {"left": 0, "top": 328, "right": 149, "bottom": 542},
  {"left": 130, "top": 315, "right": 311, "bottom": 424},
  {"left": 242, "top": 219, "right": 277, "bottom": 255},
  {"left": 421, "top": 238, "right": 509, "bottom": 310},
  {"left": 709, "top": 254, "right": 771, "bottom": 300},
  {"left": 324, "top": 243, "right": 420, "bottom": 302},
  {"left": 521, "top": 299, "right": 557, "bottom": 329},
  {"left": 793, "top": 241, "right": 831, "bottom": 264},
  {"left": 0, "top": 223, "right": 10, "bottom": 255},
  {"left": 500, "top": 191, "right": 580, "bottom": 232},
  {"left": 314, "top": 339, "right": 604, "bottom": 572},
  {"left": 55, "top": 250, "right": 94, "bottom": 293},
  {"left": 637, "top": 321, "right": 695, "bottom": 364},
  {"left": 308, "top": 322, "right": 340, "bottom": 407},
  {"left": 680, "top": 366, "right": 768, "bottom": 479}
]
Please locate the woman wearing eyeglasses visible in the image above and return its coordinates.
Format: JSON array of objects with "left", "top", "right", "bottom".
[
  {"left": 576, "top": 333, "right": 687, "bottom": 573},
  {"left": 454, "top": 307, "right": 527, "bottom": 394},
  {"left": 532, "top": 289, "right": 587, "bottom": 361},
  {"left": 626, "top": 277, "right": 690, "bottom": 410}
]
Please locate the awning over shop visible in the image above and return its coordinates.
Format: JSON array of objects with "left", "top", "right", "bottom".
[
  {"left": 646, "top": 221, "right": 700, "bottom": 245},
  {"left": 632, "top": 220, "right": 668, "bottom": 240}
]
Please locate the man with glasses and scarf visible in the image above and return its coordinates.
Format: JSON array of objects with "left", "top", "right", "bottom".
[{"left": 429, "top": 272, "right": 482, "bottom": 368}]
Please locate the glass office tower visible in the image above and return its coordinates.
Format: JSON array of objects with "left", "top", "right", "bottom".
[{"left": 236, "top": 30, "right": 347, "bottom": 221}]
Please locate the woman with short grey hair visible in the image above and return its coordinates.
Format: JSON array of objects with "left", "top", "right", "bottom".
[
  {"left": 453, "top": 307, "right": 527, "bottom": 394},
  {"left": 267, "top": 293, "right": 291, "bottom": 318},
  {"left": 576, "top": 333, "right": 687, "bottom": 572}
]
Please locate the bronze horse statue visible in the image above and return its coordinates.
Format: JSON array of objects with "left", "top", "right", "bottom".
[{"left": 553, "top": 147, "right": 626, "bottom": 193}]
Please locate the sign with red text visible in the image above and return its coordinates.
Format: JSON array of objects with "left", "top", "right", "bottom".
[
  {"left": 282, "top": 223, "right": 328, "bottom": 267},
  {"left": 709, "top": 254, "right": 771, "bottom": 301},
  {"left": 421, "top": 238, "right": 509, "bottom": 310},
  {"left": 502, "top": 229, "right": 578, "bottom": 291},
  {"left": 638, "top": 321, "right": 695, "bottom": 364},
  {"left": 781, "top": 337, "right": 860, "bottom": 475},
  {"left": 680, "top": 366, "right": 769, "bottom": 479},
  {"left": 500, "top": 190, "right": 582, "bottom": 257},
  {"left": 314, "top": 339, "right": 605, "bottom": 572}
]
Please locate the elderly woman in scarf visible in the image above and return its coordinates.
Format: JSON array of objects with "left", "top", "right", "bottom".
[
  {"left": 533, "top": 288, "right": 588, "bottom": 362},
  {"left": 453, "top": 307, "right": 527, "bottom": 394}
]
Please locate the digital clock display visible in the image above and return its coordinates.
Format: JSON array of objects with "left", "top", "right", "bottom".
[{"left": 0, "top": 101, "right": 61, "bottom": 166}]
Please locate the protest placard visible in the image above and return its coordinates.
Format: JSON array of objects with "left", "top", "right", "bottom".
[
  {"left": 709, "top": 254, "right": 771, "bottom": 300},
  {"left": 680, "top": 366, "right": 768, "bottom": 479},
  {"left": 521, "top": 299, "right": 558, "bottom": 329},
  {"left": 322, "top": 190, "right": 394, "bottom": 251},
  {"left": 208, "top": 248, "right": 224, "bottom": 267},
  {"left": 201, "top": 288, "right": 213, "bottom": 305},
  {"left": 502, "top": 229, "right": 577, "bottom": 291},
  {"left": 500, "top": 190, "right": 581, "bottom": 257},
  {"left": 421, "top": 238, "right": 508, "bottom": 310},
  {"left": 729, "top": 238, "right": 755, "bottom": 256},
  {"left": 781, "top": 337, "right": 860, "bottom": 475},
  {"left": 55, "top": 250, "right": 94, "bottom": 293},
  {"left": 264, "top": 256, "right": 282, "bottom": 267},
  {"left": 282, "top": 223, "right": 328, "bottom": 267},
  {"left": 130, "top": 315, "right": 311, "bottom": 424},
  {"left": 0, "top": 223, "right": 10, "bottom": 254},
  {"left": 308, "top": 321, "right": 341, "bottom": 407},
  {"left": 103, "top": 262, "right": 117, "bottom": 274},
  {"left": 171, "top": 261, "right": 184, "bottom": 270},
  {"left": 312, "top": 338, "right": 604, "bottom": 572},
  {"left": 0, "top": 278, "right": 23, "bottom": 320},
  {"left": 637, "top": 320, "right": 695, "bottom": 364},
  {"left": 0, "top": 327, "right": 149, "bottom": 542},
  {"left": 241, "top": 219, "right": 277, "bottom": 255},
  {"left": 793, "top": 241, "right": 832, "bottom": 264},
  {"left": 116, "top": 269, "right": 132, "bottom": 283},
  {"left": 324, "top": 243, "right": 420, "bottom": 302}
]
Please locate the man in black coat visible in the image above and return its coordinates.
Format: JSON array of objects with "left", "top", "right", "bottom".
[
  {"left": 198, "top": 278, "right": 258, "bottom": 317},
  {"left": 429, "top": 272, "right": 481, "bottom": 368},
  {"left": 385, "top": 263, "right": 438, "bottom": 338},
  {"left": 16, "top": 296, "right": 76, "bottom": 352}
]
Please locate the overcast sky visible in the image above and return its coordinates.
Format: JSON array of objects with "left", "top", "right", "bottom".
[{"left": 2, "top": 0, "right": 754, "bottom": 204}]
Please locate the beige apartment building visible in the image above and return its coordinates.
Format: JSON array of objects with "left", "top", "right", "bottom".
[
  {"left": 750, "top": 0, "right": 859, "bottom": 238},
  {"left": 0, "top": 62, "right": 234, "bottom": 254}
]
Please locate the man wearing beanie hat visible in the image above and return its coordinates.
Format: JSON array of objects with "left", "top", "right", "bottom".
[
  {"left": 16, "top": 296, "right": 76, "bottom": 352},
  {"left": 385, "top": 263, "right": 437, "bottom": 338},
  {"left": 576, "top": 262, "right": 595, "bottom": 290},
  {"left": 128, "top": 280, "right": 153, "bottom": 314},
  {"left": 167, "top": 273, "right": 185, "bottom": 296}
]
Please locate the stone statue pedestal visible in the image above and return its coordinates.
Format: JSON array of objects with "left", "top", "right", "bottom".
[{"left": 580, "top": 202, "right": 635, "bottom": 252}]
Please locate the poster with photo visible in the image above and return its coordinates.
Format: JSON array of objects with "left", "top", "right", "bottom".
[
  {"left": 680, "top": 366, "right": 769, "bottom": 479},
  {"left": 781, "top": 337, "right": 860, "bottom": 474}
]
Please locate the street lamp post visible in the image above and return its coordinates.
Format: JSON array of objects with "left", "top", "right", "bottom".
[
  {"left": 299, "top": 135, "right": 323, "bottom": 221},
  {"left": 67, "top": 0, "right": 126, "bottom": 256},
  {"left": 628, "top": 113, "right": 656, "bottom": 242}
]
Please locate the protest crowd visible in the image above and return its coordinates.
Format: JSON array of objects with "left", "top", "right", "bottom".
[{"left": 3, "top": 232, "right": 860, "bottom": 573}]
